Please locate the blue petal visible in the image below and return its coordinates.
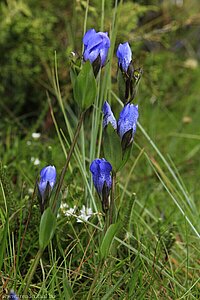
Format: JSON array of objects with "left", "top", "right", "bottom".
[
  {"left": 38, "top": 181, "right": 48, "bottom": 197},
  {"left": 99, "top": 48, "right": 108, "bottom": 66},
  {"left": 39, "top": 165, "right": 56, "bottom": 197},
  {"left": 85, "top": 34, "right": 103, "bottom": 52},
  {"left": 102, "top": 101, "right": 117, "bottom": 129},
  {"left": 83, "top": 29, "right": 96, "bottom": 46},
  {"left": 83, "top": 47, "right": 100, "bottom": 64},
  {"left": 98, "top": 32, "right": 110, "bottom": 48},
  {"left": 9, "top": 291, "right": 19, "bottom": 300},
  {"left": 118, "top": 104, "right": 139, "bottom": 139},
  {"left": 40, "top": 166, "right": 56, "bottom": 184},
  {"left": 90, "top": 158, "right": 112, "bottom": 196},
  {"left": 99, "top": 158, "right": 112, "bottom": 174},
  {"left": 83, "top": 30, "right": 110, "bottom": 66},
  {"left": 116, "top": 42, "right": 132, "bottom": 72}
]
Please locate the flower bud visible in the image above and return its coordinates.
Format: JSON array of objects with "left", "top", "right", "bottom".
[
  {"left": 117, "top": 42, "right": 142, "bottom": 103},
  {"left": 116, "top": 42, "right": 132, "bottom": 73},
  {"left": 38, "top": 165, "right": 56, "bottom": 213},
  {"left": 90, "top": 158, "right": 112, "bottom": 212},
  {"left": 118, "top": 104, "right": 139, "bottom": 150}
]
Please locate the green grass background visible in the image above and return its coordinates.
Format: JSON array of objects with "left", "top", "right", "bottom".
[{"left": 0, "top": 0, "right": 200, "bottom": 298}]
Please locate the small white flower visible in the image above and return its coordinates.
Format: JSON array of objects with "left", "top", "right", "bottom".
[
  {"left": 60, "top": 203, "right": 68, "bottom": 210},
  {"left": 65, "top": 207, "right": 76, "bottom": 217},
  {"left": 60, "top": 204, "right": 77, "bottom": 217},
  {"left": 27, "top": 141, "right": 31, "bottom": 146},
  {"left": 34, "top": 158, "right": 40, "bottom": 165},
  {"left": 77, "top": 205, "right": 93, "bottom": 223},
  {"left": 32, "top": 132, "right": 41, "bottom": 139},
  {"left": 31, "top": 157, "right": 40, "bottom": 165},
  {"left": 28, "top": 188, "right": 34, "bottom": 194}
]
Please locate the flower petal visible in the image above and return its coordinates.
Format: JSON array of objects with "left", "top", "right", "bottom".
[
  {"left": 90, "top": 158, "right": 112, "bottom": 197},
  {"left": 116, "top": 42, "right": 132, "bottom": 72},
  {"left": 118, "top": 104, "right": 139, "bottom": 140},
  {"left": 83, "top": 29, "right": 110, "bottom": 67},
  {"left": 102, "top": 101, "right": 117, "bottom": 129}
]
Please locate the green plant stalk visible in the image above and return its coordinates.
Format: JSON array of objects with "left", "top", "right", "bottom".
[
  {"left": 23, "top": 111, "right": 86, "bottom": 294},
  {"left": 23, "top": 248, "right": 43, "bottom": 295},
  {"left": 109, "top": 171, "right": 116, "bottom": 225},
  {"left": 52, "top": 110, "right": 86, "bottom": 213}
]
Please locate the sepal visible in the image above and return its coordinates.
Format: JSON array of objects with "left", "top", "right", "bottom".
[
  {"left": 117, "top": 63, "right": 143, "bottom": 104},
  {"left": 121, "top": 128, "right": 133, "bottom": 151},
  {"left": 102, "top": 182, "right": 110, "bottom": 212},
  {"left": 92, "top": 54, "right": 101, "bottom": 77},
  {"left": 37, "top": 181, "right": 52, "bottom": 214}
]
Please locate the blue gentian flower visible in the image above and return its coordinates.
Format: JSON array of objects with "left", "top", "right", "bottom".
[
  {"left": 102, "top": 101, "right": 117, "bottom": 129},
  {"left": 38, "top": 165, "right": 56, "bottom": 199},
  {"left": 90, "top": 158, "right": 112, "bottom": 211},
  {"left": 116, "top": 42, "right": 132, "bottom": 72},
  {"left": 102, "top": 102, "right": 139, "bottom": 150},
  {"left": 83, "top": 29, "right": 110, "bottom": 67},
  {"left": 9, "top": 291, "right": 19, "bottom": 300},
  {"left": 118, "top": 104, "right": 139, "bottom": 149}
]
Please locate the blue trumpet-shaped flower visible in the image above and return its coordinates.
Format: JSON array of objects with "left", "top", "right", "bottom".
[
  {"left": 116, "top": 42, "right": 132, "bottom": 72},
  {"left": 38, "top": 165, "right": 56, "bottom": 199},
  {"left": 102, "top": 101, "right": 117, "bottom": 129},
  {"left": 90, "top": 158, "right": 112, "bottom": 211},
  {"left": 83, "top": 29, "right": 110, "bottom": 67},
  {"left": 118, "top": 104, "right": 139, "bottom": 142}
]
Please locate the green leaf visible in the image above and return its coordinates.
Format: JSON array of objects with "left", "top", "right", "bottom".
[
  {"left": 73, "top": 61, "right": 97, "bottom": 110},
  {"left": 100, "top": 222, "right": 120, "bottom": 260},
  {"left": 118, "top": 144, "right": 132, "bottom": 171},
  {"left": 103, "top": 124, "right": 122, "bottom": 172},
  {"left": 39, "top": 207, "right": 56, "bottom": 250}
]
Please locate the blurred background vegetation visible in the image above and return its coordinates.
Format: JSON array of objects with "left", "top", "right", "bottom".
[
  {"left": 1, "top": 0, "right": 199, "bottom": 202},
  {"left": 0, "top": 0, "right": 200, "bottom": 297}
]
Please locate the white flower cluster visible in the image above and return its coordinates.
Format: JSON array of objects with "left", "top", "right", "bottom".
[
  {"left": 31, "top": 157, "right": 40, "bottom": 165},
  {"left": 60, "top": 203, "right": 93, "bottom": 223}
]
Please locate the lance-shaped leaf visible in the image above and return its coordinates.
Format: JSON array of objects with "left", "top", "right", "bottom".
[
  {"left": 100, "top": 222, "right": 121, "bottom": 260},
  {"left": 39, "top": 207, "right": 56, "bottom": 250},
  {"left": 103, "top": 124, "right": 122, "bottom": 173},
  {"left": 73, "top": 61, "right": 97, "bottom": 110}
]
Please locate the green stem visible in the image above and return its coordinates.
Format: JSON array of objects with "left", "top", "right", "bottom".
[
  {"left": 23, "top": 248, "right": 43, "bottom": 295},
  {"left": 22, "top": 111, "right": 86, "bottom": 295},
  {"left": 109, "top": 172, "right": 116, "bottom": 225},
  {"left": 52, "top": 111, "right": 86, "bottom": 213}
]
